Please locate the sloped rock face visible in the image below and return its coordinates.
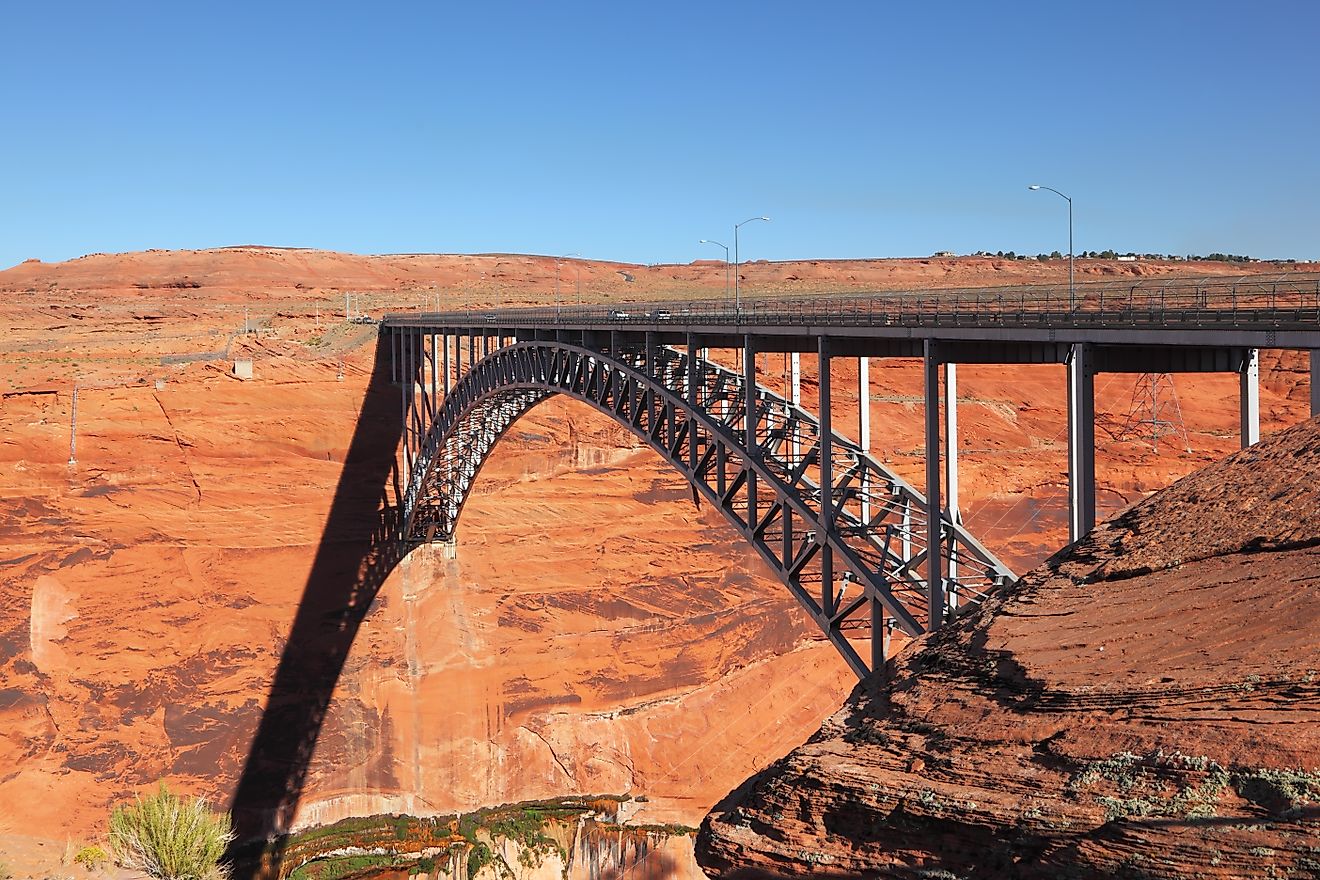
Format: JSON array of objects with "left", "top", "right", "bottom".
[
  {"left": 0, "top": 248, "right": 1313, "bottom": 852},
  {"left": 698, "top": 418, "right": 1320, "bottom": 879}
]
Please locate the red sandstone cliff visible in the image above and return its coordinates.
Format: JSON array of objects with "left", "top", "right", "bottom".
[
  {"left": 0, "top": 248, "right": 1314, "bottom": 872},
  {"left": 697, "top": 416, "right": 1320, "bottom": 879}
]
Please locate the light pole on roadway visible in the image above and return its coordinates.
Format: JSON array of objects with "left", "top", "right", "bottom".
[
  {"left": 733, "top": 216, "right": 770, "bottom": 318},
  {"left": 1028, "top": 185, "right": 1074, "bottom": 310},
  {"left": 699, "top": 239, "right": 731, "bottom": 304}
]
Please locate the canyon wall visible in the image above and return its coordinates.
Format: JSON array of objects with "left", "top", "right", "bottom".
[{"left": 0, "top": 249, "right": 1312, "bottom": 852}]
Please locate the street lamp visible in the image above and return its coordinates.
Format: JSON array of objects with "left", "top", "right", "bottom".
[
  {"left": 555, "top": 252, "right": 580, "bottom": 320},
  {"left": 1028, "top": 185, "right": 1074, "bottom": 310},
  {"left": 698, "top": 239, "right": 730, "bottom": 303},
  {"left": 733, "top": 216, "right": 770, "bottom": 316}
]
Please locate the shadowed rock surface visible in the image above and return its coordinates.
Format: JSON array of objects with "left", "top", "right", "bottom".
[
  {"left": 0, "top": 248, "right": 1313, "bottom": 858},
  {"left": 698, "top": 417, "right": 1320, "bottom": 879}
]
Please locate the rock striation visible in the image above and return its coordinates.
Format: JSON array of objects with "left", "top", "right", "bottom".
[
  {"left": 0, "top": 248, "right": 1313, "bottom": 860},
  {"left": 698, "top": 417, "right": 1320, "bottom": 879}
]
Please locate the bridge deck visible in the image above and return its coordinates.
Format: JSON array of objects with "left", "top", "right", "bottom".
[{"left": 380, "top": 273, "right": 1320, "bottom": 678}]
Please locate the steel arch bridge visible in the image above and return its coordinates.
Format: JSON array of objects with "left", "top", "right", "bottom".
[{"left": 393, "top": 334, "right": 1013, "bottom": 679}]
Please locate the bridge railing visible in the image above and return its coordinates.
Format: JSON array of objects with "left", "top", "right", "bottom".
[{"left": 385, "top": 272, "right": 1320, "bottom": 330}]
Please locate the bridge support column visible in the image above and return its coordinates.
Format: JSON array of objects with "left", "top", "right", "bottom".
[
  {"left": 401, "top": 328, "right": 413, "bottom": 478},
  {"left": 429, "top": 333, "right": 438, "bottom": 411},
  {"left": 1241, "top": 348, "right": 1260, "bottom": 447},
  {"left": 859, "top": 356, "right": 870, "bottom": 526},
  {"left": 791, "top": 352, "right": 802, "bottom": 462},
  {"left": 923, "top": 339, "right": 944, "bottom": 629},
  {"left": 646, "top": 331, "right": 658, "bottom": 432},
  {"left": 687, "top": 333, "right": 699, "bottom": 473},
  {"left": 442, "top": 332, "right": 451, "bottom": 396},
  {"left": 411, "top": 329, "right": 423, "bottom": 470},
  {"left": 744, "top": 335, "right": 757, "bottom": 449},
  {"left": 745, "top": 335, "right": 758, "bottom": 528},
  {"left": 1068, "top": 343, "right": 1096, "bottom": 543},
  {"left": 871, "top": 596, "right": 886, "bottom": 675},
  {"left": 944, "top": 362, "right": 959, "bottom": 609},
  {"left": 819, "top": 335, "right": 834, "bottom": 617},
  {"left": 1312, "top": 350, "right": 1320, "bottom": 419}
]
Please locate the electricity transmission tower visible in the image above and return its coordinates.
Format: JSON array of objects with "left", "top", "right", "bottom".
[{"left": 1112, "top": 373, "right": 1192, "bottom": 453}]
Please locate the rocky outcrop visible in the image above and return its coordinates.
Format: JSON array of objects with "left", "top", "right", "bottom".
[
  {"left": 0, "top": 248, "right": 1313, "bottom": 857},
  {"left": 698, "top": 418, "right": 1320, "bottom": 879}
]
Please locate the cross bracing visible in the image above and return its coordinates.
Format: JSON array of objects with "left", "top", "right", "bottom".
[
  {"left": 394, "top": 335, "right": 1013, "bottom": 679},
  {"left": 384, "top": 272, "right": 1320, "bottom": 678}
]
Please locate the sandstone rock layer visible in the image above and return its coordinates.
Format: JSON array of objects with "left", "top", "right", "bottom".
[
  {"left": 0, "top": 248, "right": 1313, "bottom": 860},
  {"left": 698, "top": 417, "right": 1320, "bottom": 879}
]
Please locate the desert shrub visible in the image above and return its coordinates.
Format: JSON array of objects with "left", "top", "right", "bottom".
[
  {"left": 108, "top": 783, "right": 234, "bottom": 880},
  {"left": 465, "top": 842, "right": 493, "bottom": 878},
  {"left": 1, "top": 859, "right": 12, "bottom": 880},
  {"left": 75, "top": 845, "right": 111, "bottom": 870}
]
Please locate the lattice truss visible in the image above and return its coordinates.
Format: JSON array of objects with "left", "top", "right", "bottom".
[{"left": 396, "top": 335, "right": 1014, "bottom": 677}]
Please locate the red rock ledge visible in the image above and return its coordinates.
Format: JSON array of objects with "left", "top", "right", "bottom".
[{"left": 698, "top": 417, "right": 1320, "bottom": 879}]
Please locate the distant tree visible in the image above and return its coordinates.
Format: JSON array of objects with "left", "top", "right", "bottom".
[
  {"left": 1100, "top": 249, "right": 1118, "bottom": 260},
  {"left": 1050, "top": 250, "right": 1063, "bottom": 259},
  {"left": 1036, "top": 253, "right": 1049, "bottom": 262}
]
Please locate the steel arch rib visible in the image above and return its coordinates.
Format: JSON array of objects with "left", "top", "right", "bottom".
[{"left": 400, "top": 339, "right": 1014, "bottom": 678}]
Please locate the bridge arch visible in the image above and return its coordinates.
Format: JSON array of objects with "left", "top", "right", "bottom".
[{"left": 397, "top": 337, "right": 1013, "bottom": 679}]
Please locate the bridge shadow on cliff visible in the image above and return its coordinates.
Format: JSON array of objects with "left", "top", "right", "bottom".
[{"left": 226, "top": 336, "right": 407, "bottom": 878}]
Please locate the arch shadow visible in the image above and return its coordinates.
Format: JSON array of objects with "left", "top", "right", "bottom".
[
  {"left": 224, "top": 331, "right": 1012, "bottom": 876},
  {"left": 226, "top": 335, "right": 407, "bottom": 877}
]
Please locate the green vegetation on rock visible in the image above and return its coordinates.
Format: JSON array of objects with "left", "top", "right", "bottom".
[
  {"left": 274, "top": 796, "right": 675, "bottom": 880},
  {"left": 289, "top": 855, "right": 399, "bottom": 880},
  {"left": 1068, "top": 751, "right": 1320, "bottom": 822}
]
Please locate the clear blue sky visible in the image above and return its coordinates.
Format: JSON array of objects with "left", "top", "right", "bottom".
[{"left": 3, "top": 0, "right": 1317, "bottom": 269}]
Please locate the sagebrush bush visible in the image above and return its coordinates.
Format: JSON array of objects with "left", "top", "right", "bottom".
[{"left": 108, "top": 783, "right": 234, "bottom": 880}]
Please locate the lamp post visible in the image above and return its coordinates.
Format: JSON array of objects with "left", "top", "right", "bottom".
[
  {"left": 699, "top": 239, "right": 730, "bottom": 303},
  {"left": 733, "top": 215, "right": 770, "bottom": 317},
  {"left": 555, "top": 252, "right": 580, "bottom": 321},
  {"left": 1028, "top": 185, "right": 1074, "bottom": 310}
]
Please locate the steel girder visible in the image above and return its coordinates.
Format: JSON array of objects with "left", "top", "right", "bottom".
[{"left": 398, "top": 338, "right": 1014, "bottom": 678}]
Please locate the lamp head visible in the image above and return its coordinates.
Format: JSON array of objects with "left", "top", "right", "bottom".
[{"left": 1028, "top": 185, "right": 1041, "bottom": 191}]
